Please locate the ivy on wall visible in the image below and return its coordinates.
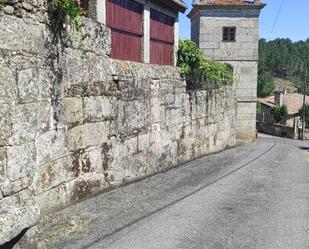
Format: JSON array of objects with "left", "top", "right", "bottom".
[
  {"left": 0, "top": 0, "right": 4, "bottom": 10},
  {"left": 51, "top": 0, "right": 87, "bottom": 40},
  {"left": 177, "top": 40, "right": 234, "bottom": 90}
]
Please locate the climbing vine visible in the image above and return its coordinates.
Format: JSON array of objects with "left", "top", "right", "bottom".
[
  {"left": 178, "top": 40, "right": 234, "bottom": 90},
  {"left": 256, "top": 102, "right": 262, "bottom": 117},
  {"left": 0, "top": 0, "right": 4, "bottom": 10},
  {"left": 51, "top": 0, "right": 88, "bottom": 40}
]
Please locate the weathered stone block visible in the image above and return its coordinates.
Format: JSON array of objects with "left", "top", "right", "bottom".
[
  {"left": 137, "top": 133, "right": 149, "bottom": 152},
  {"left": 0, "top": 103, "right": 12, "bottom": 146},
  {"left": 83, "top": 96, "right": 118, "bottom": 122},
  {"left": 0, "top": 147, "right": 6, "bottom": 177},
  {"left": 64, "top": 18, "right": 111, "bottom": 56},
  {"left": 16, "top": 67, "right": 50, "bottom": 103},
  {"left": 110, "top": 137, "right": 138, "bottom": 159},
  {"left": 0, "top": 205, "right": 40, "bottom": 246},
  {"left": 10, "top": 102, "right": 50, "bottom": 144},
  {"left": 119, "top": 100, "right": 149, "bottom": 132},
  {"left": 0, "top": 14, "right": 45, "bottom": 53},
  {"left": 66, "top": 174, "right": 105, "bottom": 204},
  {"left": 63, "top": 50, "right": 95, "bottom": 92},
  {"left": 34, "top": 155, "right": 75, "bottom": 194},
  {"left": 2, "top": 176, "right": 32, "bottom": 196},
  {"left": 0, "top": 175, "right": 10, "bottom": 197},
  {"left": 7, "top": 142, "right": 36, "bottom": 182},
  {"left": 0, "top": 56, "right": 16, "bottom": 101},
  {"left": 71, "top": 146, "right": 104, "bottom": 177},
  {"left": 59, "top": 98, "right": 83, "bottom": 125},
  {"left": 35, "top": 129, "right": 69, "bottom": 166},
  {"left": 35, "top": 183, "right": 68, "bottom": 213},
  {"left": 67, "top": 122, "right": 109, "bottom": 151}
]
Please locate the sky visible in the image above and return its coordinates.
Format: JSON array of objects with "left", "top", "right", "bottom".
[{"left": 179, "top": 0, "right": 309, "bottom": 42}]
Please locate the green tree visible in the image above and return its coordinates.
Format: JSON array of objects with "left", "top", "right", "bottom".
[
  {"left": 271, "top": 105, "right": 288, "bottom": 123},
  {"left": 258, "top": 38, "right": 309, "bottom": 93},
  {"left": 298, "top": 104, "right": 309, "bottom": 127},
  {"left": 257, "top": 70, "right": 275, "bottom": 97}
]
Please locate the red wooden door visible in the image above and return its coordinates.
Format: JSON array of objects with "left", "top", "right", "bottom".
[
  {"left": 106, "top": 0, "right": 143, "bottom": 62},
  {"left": 150, "top": 9, "right": 175, "bottom": 65}
]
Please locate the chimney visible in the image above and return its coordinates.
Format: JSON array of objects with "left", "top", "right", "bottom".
[{"left": 274, "top": 89, "right": 285, "bottom": 107}]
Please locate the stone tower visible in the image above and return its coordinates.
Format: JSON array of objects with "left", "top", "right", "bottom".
[{"left": 189, "top": 0, "right": 265, "bottom": 139}]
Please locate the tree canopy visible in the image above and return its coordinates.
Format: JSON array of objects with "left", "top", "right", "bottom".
[
  {"left": 299, "top": 104, "right": 309, "bottom": 127},
  {"left": 258, "top": 38, "right": 309, "bottom": 97}
]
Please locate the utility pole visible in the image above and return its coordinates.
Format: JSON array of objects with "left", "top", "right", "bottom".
[{"left": 302, "top": 69, "right": 307, "bottom": 140}]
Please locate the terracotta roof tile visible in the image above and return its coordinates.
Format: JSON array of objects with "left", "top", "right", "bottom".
[{"left": 258, "top": 96, "right": 276, "bottom": 108}]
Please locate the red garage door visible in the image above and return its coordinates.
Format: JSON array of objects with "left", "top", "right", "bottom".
[
  {"left": 106, "top": 0, "right": 143, "bottom": 62},
  {"left": 150, "top": 9, "right": 175, "bottom": 65}
]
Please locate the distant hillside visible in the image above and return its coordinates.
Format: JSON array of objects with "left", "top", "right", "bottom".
[{"left": 258, "top": 38, "right": 309, "bottom": 97}]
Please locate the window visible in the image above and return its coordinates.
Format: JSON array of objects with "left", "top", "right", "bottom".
[{"left": 223, "top": 27, "right": 236, "bottom": 42}]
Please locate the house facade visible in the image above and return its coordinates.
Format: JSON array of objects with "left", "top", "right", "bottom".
[
  {"left": 188, "top": 0, "right": 265, "bottom": 140},
  {"left": 77, "top": 0, "right": 186, "bottom": 65},
  {"left": 257, "top": 91, "right": 308, "bottom": 138}
]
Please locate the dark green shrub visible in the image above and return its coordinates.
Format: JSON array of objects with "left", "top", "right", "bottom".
[
  {"left": 177, "top": 40, "right": 234, "bottom": 90},
  {"left": 298, "top": 104, "right": 309, "bottom": 127},
  {"left": 271, "top": 104, "right": 288, "bottom": 123},
  {"left": 256, "top": 102, "right": 262, "bottom": 117},
  {"left": 0, "top": 0, "right": 4, "bottom": 10},
  {"left": 257, "top": 69, "right": 275, "bottom": 97}
]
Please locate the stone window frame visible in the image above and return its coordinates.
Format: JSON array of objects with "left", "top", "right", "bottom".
[{"left": 222, "top": 27, "right": 236, "bottom": 42}]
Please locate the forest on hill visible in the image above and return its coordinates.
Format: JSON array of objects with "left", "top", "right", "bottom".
[{"left": 258, "top": 38, "right": 309, "bottom": 97}]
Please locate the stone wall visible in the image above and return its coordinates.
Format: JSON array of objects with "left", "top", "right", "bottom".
[
  {"left": 257, "top": 122, "right": 297, "bottom": 139},
  {"left": 191, "top": 8, "right": 262, "bottom": 140},
  {"left": 0, "top": 1, "right": 237, "bottom": 213}
]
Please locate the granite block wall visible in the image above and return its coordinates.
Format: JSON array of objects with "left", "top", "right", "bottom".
[
  {"left": 0, "top": 0, "right": 237, "bottom": 213},
  {"left": 191, "top": 8, "right": 261, "bottom": 139}
]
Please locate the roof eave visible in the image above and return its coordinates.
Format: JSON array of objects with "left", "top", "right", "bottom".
[{"left": 155, "top": 0, "right": 187, "bottom": 13}]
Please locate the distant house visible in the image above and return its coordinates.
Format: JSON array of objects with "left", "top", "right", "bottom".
[
  {"left": 258, "top": 90, "right": 309, "bottom": 127},
  {"left": 76, "top": 0, "right": 187, "bottom": 65},
  {"left": 257, "top": 90, "right": 309, "bottom": 139}
]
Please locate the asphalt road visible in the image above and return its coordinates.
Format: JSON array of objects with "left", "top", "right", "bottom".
[{"left": 40, "top": 136, "right": 309, "bottom": 249}]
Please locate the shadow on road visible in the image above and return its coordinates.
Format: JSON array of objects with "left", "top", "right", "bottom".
[{"left": 298, "top": 146, "right": 309, "bottom": 151}]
